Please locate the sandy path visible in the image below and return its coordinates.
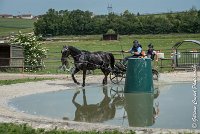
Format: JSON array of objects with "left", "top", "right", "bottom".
[{"left": 0, "top": 72, "right": 200, "bottom": 133}]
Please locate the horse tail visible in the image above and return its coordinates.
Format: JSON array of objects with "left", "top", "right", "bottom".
[{"left": 108, "top": 53, "right": 115, "bottom": 69}]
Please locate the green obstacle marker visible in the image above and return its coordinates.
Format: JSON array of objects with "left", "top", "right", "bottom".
[
  {"left": 124, "top": 92, "right": 154, "bottom": 127},
  {"left": 124, "top": 58, "right": 154, "bottom": 93}
]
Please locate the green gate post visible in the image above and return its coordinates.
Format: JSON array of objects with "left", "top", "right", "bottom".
[{"left": 124, "top": 58, "right": 154, "bottom": 93}]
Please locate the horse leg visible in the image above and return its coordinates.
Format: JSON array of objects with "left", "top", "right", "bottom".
[
  {"left": 72, "top": 67, "right": 80, "bottom": 85},
  {"left": 82, "top": 69, "right": 87, "bottom": 87},
  {"left": 82, "top": 89, "right": 87, "bottom": 105},
  {"left": 72, "top": 90, "right": 81, "bottom": 108},
  {"left": 101, "top": 68, "right": 109, "bottom": 85}
]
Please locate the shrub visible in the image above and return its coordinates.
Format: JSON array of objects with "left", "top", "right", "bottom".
[
  {"left": 10, "top": 32, "right": 47, "bottom": 72},
  {"left": 106, "top": 29, "right": 116, "bottom": 34}
]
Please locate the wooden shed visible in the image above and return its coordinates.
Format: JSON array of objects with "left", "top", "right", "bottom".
[
  {"left": 0, "top": 42, "right": 24, "bottom": 68},
  {"left": 102, "top": 34, "right": 118, "bottom": 40}
]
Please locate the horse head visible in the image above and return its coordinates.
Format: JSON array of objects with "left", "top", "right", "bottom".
[{"left": 61, "top": 45, "right": 70, "bottom": 66}]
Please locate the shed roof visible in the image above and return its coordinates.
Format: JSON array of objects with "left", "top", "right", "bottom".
[
  {"left": 0, "top": 42, "right": 23, "bottom": 48},
  {"left": 0, "top": 42, "right": 10, "bottom": 46}
]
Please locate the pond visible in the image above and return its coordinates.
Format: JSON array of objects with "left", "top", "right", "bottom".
[{"left": 9, "top": 82, "right": 200, "bottom": 129}]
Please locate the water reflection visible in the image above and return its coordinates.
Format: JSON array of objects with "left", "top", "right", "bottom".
[
  {"left": 9, "top": 83, "right": 200, "bottom": 129},
  {"left": 125, "top": 93, "right": 154, "bottom": 127},
  {"left": 72, "top": 85, "right": 160, "bottom": 127},
  {"left": 72, "top": 86, "right": 116, "bottom": 122}
]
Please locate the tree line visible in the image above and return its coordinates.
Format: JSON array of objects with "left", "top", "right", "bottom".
[{"left": 34, "top": 8, "right": 200, "bottom": 36}]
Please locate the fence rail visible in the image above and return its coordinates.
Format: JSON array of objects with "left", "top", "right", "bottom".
[
  {"left": 0, "top": 50, "right": 199, "bottom": 72},
  {"left": 0, "top": 57, "right": 44, "bottom": 72}
]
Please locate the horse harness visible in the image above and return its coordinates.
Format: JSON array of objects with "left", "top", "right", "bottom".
[
  {"left": 62, "top": 46, "right": 112, "bottom": 71},
  {"left": 75, "top": 52, "right": 109, "bottom": 69}
]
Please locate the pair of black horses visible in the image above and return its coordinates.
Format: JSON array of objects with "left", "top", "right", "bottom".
[{"left": 61, "top": 45, "right": 154, "bottom": 87}]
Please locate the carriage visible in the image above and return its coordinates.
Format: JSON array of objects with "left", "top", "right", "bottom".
[
  {"left": 61, "top": 45, "right": 159, "bottom": 86},
  {"left": 109, "top": 61, "right": 159, "bottom": 84}
]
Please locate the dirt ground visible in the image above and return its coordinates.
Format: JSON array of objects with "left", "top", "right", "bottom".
[{"left": 0, "top": 72, "right": 200, "bottom": 133}]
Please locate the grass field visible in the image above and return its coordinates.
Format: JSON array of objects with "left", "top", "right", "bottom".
[
  {"left": 0, "top": 18, "right": 35, "bottom": 36},
  {"left": 39, "top": 33, "right": 200, "bottom": 74}
]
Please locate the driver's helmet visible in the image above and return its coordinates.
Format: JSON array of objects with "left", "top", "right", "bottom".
[
  {"left": 133, "top": 40, "right": 139, "bottom": 47},
  {"left": 148, "top": 43, "right": 153, "bottom": 48},
  {"left": 133, "top": 40, "right": 138, "bottom": 44}
]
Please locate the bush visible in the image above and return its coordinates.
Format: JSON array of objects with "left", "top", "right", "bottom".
[
  {"left": 106, "top": 29, "right": 116, "bottom": 34},
  {"left": 10, "top": 32, "right": 47, "bottom": 72}
]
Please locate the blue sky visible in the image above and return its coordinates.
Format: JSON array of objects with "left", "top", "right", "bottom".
[{"left": 0, "top": 0, "right": 200, "bottom": 15}]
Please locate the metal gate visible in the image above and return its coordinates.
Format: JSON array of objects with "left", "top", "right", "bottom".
[
  {"left": 175, "top": 52, "right": 200, "bottom": 67},
  {"left": 172, "top": 40, "right": 200, "bottom": 70}
]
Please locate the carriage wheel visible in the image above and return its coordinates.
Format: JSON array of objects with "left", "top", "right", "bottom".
[
  {"left": 110, "top": 71, "right": 124, "bottom": 84},
  {"left": 152, "top": 69, "right": 159, "bottom": 80}
]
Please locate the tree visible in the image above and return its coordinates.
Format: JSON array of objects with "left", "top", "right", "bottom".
[
  {"left": 68, "top": 10, "right": 93, "bottom": 35},
  {"left": 34, "top": 8, "right": 200, "bottom": 35}
]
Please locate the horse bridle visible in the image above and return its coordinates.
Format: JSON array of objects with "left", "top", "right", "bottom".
[{"left": 61, "top": 47, "right": 68, "bottom": 53}]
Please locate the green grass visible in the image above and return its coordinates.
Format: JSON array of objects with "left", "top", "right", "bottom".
[
  {"left": 0, "top": 123, "right": 135, "bottom": 134},
  {"left": 0, "top": 18, "right": 35, "bottom": 36},
  {"left": 0, "top": 27, "right": 33, "bottom": 36},
  {"left": 0, "top": 123, "right": 197, "bottom": 134},
  {"left": 0, "top": 18, "right": 35, "bottom": 28},
  {"left": 40, "top": 33, "right": 200, "bottom": 74},
  {"left": 0, "top": 78, "right": 54, "bottom": 85}
]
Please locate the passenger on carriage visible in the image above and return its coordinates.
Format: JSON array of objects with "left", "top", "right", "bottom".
[
  {"left": 147, "top": 43, "right": 157, "bottom": 61},
  {"left": 122, "top": 40, "right": 142, "bottom": 65}
]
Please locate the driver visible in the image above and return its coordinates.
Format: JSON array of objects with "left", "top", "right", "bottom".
[{"left": 122, "top": 40, "right": 142, "bottom": 65}]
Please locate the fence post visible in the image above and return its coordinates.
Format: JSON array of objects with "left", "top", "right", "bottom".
[{"left": 124, "top": 58, "right": 154, "bottom": 93}]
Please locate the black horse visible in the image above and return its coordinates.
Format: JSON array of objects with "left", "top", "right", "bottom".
[{"left": 61, "top": 45, "right": 115, "bottom": 87}]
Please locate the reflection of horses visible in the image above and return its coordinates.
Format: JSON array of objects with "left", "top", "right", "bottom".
[
  {"left": 61, "top": 46, "right": 115, "bottom": 87},
  {"left": 72, "top": 86, "right": 116, "bottom": 122},
  {"left": 71, "top": 85, "right": 160, "bottom": 126}
]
